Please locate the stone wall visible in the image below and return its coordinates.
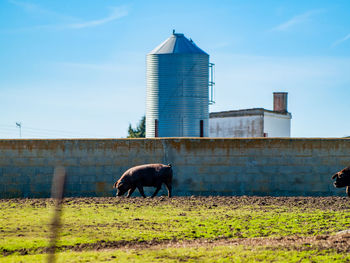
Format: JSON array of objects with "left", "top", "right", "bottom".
[{"left": 0, "top": 138, "right": 349, "bottom": 198}]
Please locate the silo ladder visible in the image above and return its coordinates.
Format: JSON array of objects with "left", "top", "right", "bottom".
[{"left": 209, "top": 63, "right": 215, "bottom": 105}]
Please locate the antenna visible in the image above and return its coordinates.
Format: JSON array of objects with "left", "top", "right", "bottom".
[{"left": 16, "top": 122, "right": 22, "bottom": 138}]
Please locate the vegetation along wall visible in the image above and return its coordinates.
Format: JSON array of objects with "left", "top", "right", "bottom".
[{"left": 0, "top": 138, "right": 349, "bottom": 198}]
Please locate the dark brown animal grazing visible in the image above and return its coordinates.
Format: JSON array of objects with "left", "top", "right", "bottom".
[
  {"left": 113, "top": 163, "right": 173, "bottom": 198},
  {"left": 332, "top": 166, "right": 350, "bottom": 197}
]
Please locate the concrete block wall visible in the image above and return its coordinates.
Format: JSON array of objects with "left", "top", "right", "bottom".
[{"left": 0, "top": 138, "right": 349, "bottom": 198}]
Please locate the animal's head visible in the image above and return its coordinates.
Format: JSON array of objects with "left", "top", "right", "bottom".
[
  {"left": 332, "top": 166, "right": 350, "bottom": 188},
  {"left": 164, "top": 164, "right": 173, "bottom": 174},
  {"left": 114, "top": 180, "right": 131, "bottom": 197}
]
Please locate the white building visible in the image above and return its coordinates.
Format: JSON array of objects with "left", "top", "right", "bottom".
[{"left": 209, "top": 92, "right": 292, "bottom": 137}]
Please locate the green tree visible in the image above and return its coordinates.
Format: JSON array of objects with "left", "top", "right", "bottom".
[{"left": 127, "top": 116, "right": 146, "bottom": 138}]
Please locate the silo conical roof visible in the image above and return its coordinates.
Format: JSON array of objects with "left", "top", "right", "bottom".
[{"left": 149, "top": 32, "right": 208, "bottom": 55}]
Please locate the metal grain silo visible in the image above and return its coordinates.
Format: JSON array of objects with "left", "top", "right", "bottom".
[{"left": 146, "top": 31, "right": 213, "bottom": 138}]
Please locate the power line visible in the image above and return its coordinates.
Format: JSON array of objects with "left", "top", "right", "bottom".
[
  {"left": 24, "top": 126, "right": 110, "bottom": 137},
  {"left": 0, "top": 123, "right": 112, "bottom": 138}
]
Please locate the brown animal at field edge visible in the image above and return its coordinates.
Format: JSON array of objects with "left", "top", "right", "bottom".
[
  {"left": 113, "top": 163, "right": 173, "bottom": 198},
  {"left": 332, "top": 166, "right": 350, "bottom": 197}
]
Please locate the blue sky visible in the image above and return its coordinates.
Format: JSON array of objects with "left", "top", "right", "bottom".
[{"left": 0, "top": 0, "right": 349, "bottom": 138}]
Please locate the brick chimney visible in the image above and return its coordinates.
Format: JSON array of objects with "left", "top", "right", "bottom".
[{"left": 273, "top": 92, "right": 288, "bottom": 113}]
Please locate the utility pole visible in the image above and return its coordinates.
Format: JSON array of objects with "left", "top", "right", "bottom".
[{"left": 16, "top": 122, "right": 22, "bottom": 138}]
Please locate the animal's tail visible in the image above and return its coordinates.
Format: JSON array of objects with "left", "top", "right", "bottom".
[{"left": 113, "top": 181, "right": 118, "bottom": 188}]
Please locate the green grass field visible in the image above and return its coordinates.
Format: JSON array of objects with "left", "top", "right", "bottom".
[{"left": 1, "top": 196, "right": 350, "bottom": 262}]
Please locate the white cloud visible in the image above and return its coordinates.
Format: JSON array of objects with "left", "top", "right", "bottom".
[
  {"left": 67, "top": 7, "right": 128, "bottom": 29},
  {"left": 8, "top": 1, "right": 128, "bottom": 30},
  {"left": 332, "top": 33, "right": 350, "bottom": 47},
  {"left": 271, "top": 9, "right": 323, "bottom": 32},
  {"left": 8, "top": 0, "right": 76, "bottom": 21}
]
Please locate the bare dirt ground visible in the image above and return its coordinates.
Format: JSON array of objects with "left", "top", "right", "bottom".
[
  {"left": 3, "top": 196, "right": 350, "bottom": 254},
  {"left": 7, "top": 195, "right": 350, "bottom": 211},
  {"left": 50, "top": 231, "right": 350, "bottom": 254}
]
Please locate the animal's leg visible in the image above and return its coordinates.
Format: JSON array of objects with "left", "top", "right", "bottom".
[
  {"left": 165, "top": 182, "right": 172, "bottom": 197},
  {"left": 137, "top": 186, "right": 147, "bottom": 198},
  {"left": 347, "top": 186, "right": 350, "bottom": 197},
  {"left": 126, "top": 187, "right": 136, "bottom": 198},
  {"left": 151, "top": 185, "right": 162, "bottom": 198}
]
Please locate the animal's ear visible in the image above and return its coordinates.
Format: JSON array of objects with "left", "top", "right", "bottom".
[{"left": 332, "top": 173, "right": 338, "bottom": 179}]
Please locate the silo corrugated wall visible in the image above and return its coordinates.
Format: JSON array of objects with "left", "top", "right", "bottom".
[{"left": 146, "top": 34, "right": 209, "bottom": 138}]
